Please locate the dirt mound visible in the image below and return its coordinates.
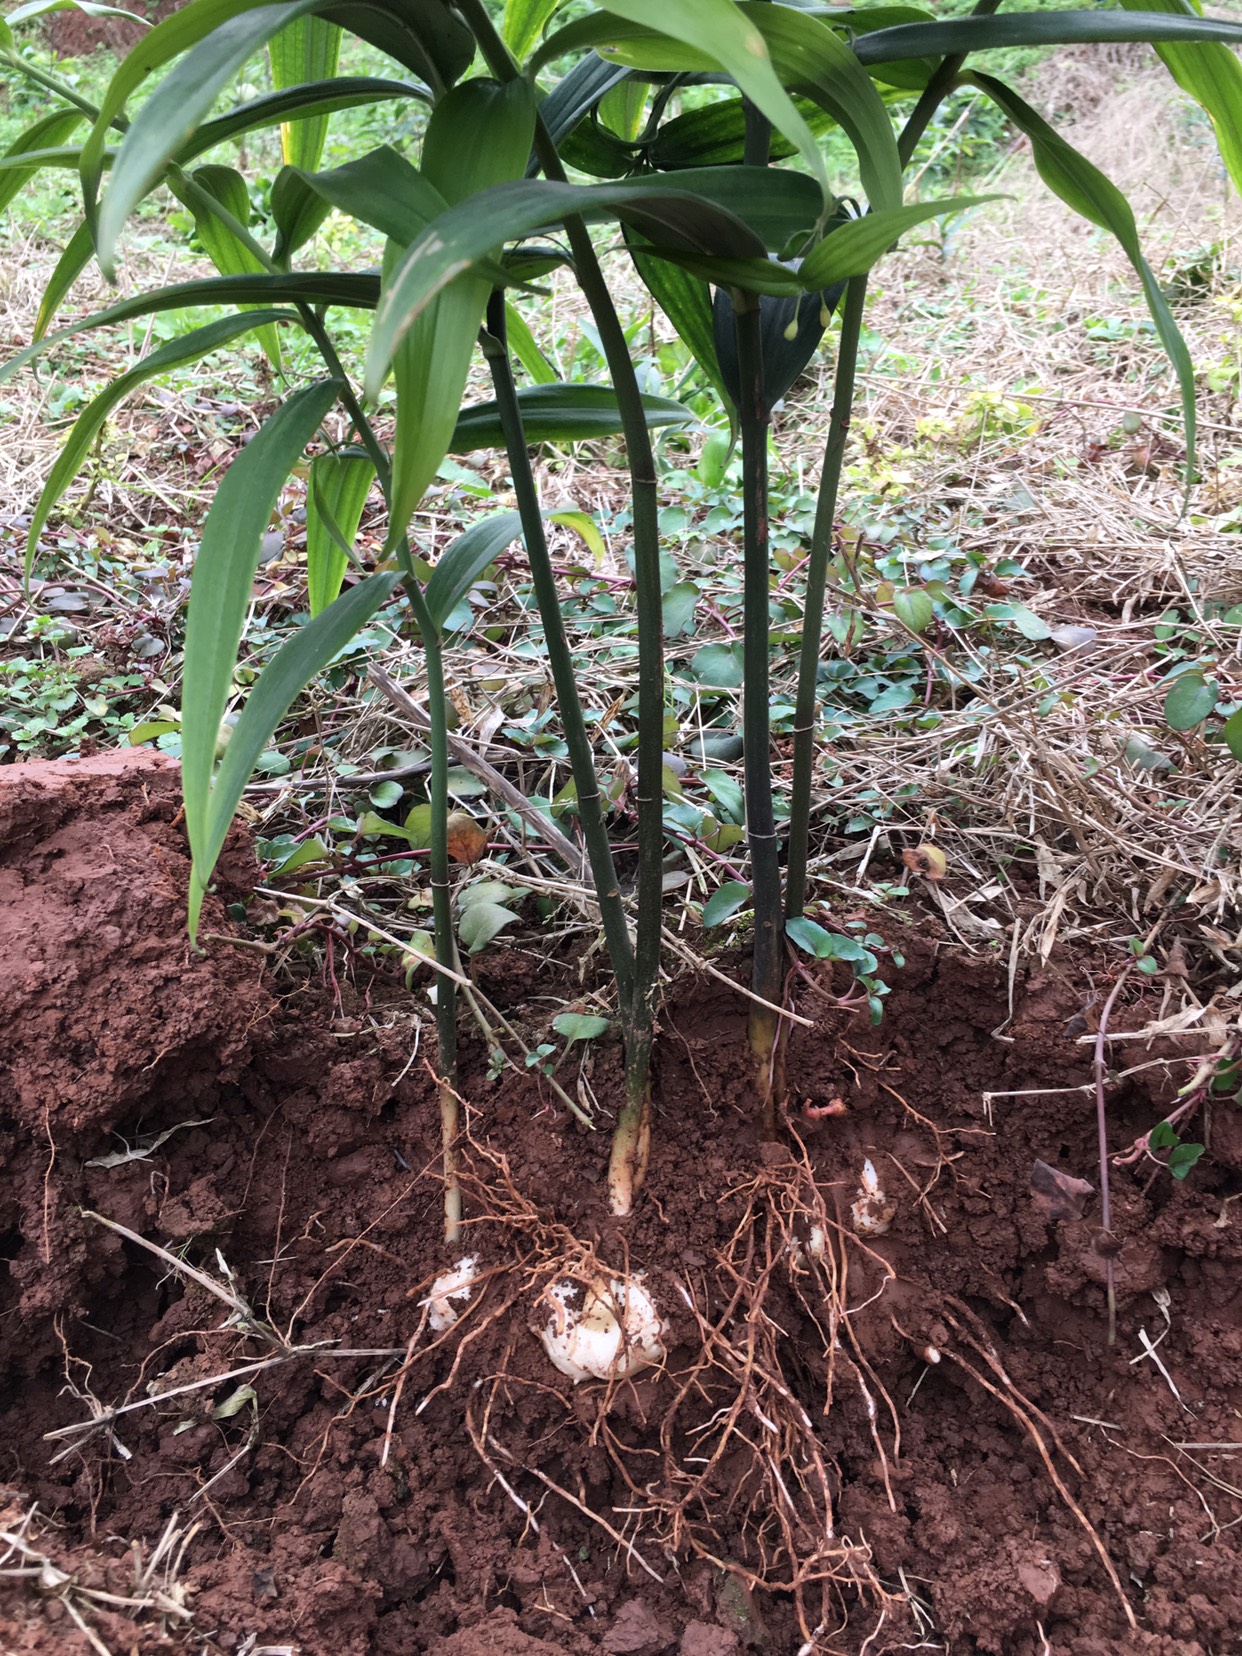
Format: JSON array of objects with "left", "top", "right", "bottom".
[{"left": 0, "top": 753, "right": 1239, "bottom": 1655}]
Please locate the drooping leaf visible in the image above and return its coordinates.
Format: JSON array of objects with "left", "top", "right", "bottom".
[
  {"left": 1116, "top": 0, "right": 1242, "bottom": 198},
  {"left": 629, "top": 239, "right": 732, "bottom": 419},
  {"left": 202, "top": 572, "right": 401, "bottom": 925},
  {"left": 853, "top": 8, "right": 1242, "bottom": 67},
  {"left": 188, "top": 76, "right": 424, "bottom": 160},
  {"left": 702, "top": 881, "right": 750, "bottom": 927},
  {"left": 306, "top": 451, "right": 375, "bottom": 615},
  {"left": 450, "top": 382, "right": 693, "bottom": 450},
  {"left": 268, "top": 14, "right": 341, "bottom": 171},
  {"left": 285, "top": 144, "right": 446, "bottom": 243},
  {"left": 424, "top": 511, "right": 526, "bottom": 632},
  {"left": 972, "top": 74, "right": 1198, "bottom": 486},
  {"left": 2, "top": 271, "right": 380, "bottom": 386},
  {"left": 182, "top": 380, "right": 342, "bottom": 937},
  {"left": 34, "top": 219, "right": 95, "bottom": 340},
  {"left": 25, "top": 310, "right": 296, "bottom": 585},
  {"left": 367, "top": 170, "right": 822, "bottom": 395}
]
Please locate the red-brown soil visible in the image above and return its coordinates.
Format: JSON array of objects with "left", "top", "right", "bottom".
[{"left": 1, "top": 752, "right": 1239, "bottom": 1655}]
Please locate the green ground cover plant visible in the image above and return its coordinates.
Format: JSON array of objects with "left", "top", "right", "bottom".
[{"left": 3, "top": 0, "right": 1241, "bottom": 1228}]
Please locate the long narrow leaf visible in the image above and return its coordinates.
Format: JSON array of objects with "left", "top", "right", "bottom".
[
  {"left": 972, "top": 73, "right": 1197, "bottom": 485},
  {"left": 853, "top": 8, "right": 1242, "bottom": 67},
  {"left": 503, "top": 302, "right": 558, "bottom": 383},
  {"left": 1117, "top": 0, "right": 1242, "bottom": 196},
  {"left": 366, "top": 171, "right": 821, "bottom": 395},
  {"left": 34, "top": 219, "right": 95, "bottom": 340},
  {"left": 628, "top": 242, "right": 732, "bottom": 417},
  {"left": 269, "top": 14, "right": 341, "bottom": 170},
  {"left": 188, "top": 76, "right": 423, "bottom": 159},
  {"left": 182, "top": 379, "right": 341, "bottom": 937},
  {"left": 503, "top": 0, "right": 560, "bottom": 60},
  {"left": 798, "top": 196, "right": 998, "bottom": 286},
  {"left": 26, "top": 309, "right": 296, "bottom": 584},
  {"left": 424, "top": 511, "right": 525, "bottom": 631},
  {"left": 3, "top": 272, "right": 379, "bottom": 387},
  {"left": 450, "top": 382, "right": 694, "bottom": 450},
  {"left": 201, "top": 572, "right": 401, "bottom": 917},
  {"left": 287, "top": 144, "right": 446, "bottom": 243},
  {"left": 172, "top": 163, "right": 283, "bottom": 364},
  {"left": 306, "top": 452, "right": 375, "bottom": 615}
]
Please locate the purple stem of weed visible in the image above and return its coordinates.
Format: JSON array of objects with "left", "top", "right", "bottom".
[{"left": 1094, "top": 969, "right": 1131, "bottom": 1347}]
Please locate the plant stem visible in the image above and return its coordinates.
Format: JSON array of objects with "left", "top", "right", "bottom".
[
  {"left": 457, "top": 0, "right": 663, "bottom": 1214},
  {"left": 784, "top": 274, "right": 866, "bottom": 921},
  {"left": 734, "top": 295, "right": 782, "bottom": 1135},
  {"left": 0, "top": 49, "right": 106, "bottom": 121},
  {"left": 479, "top": 292, "right": 635, "bottom": 1008},
  {"left": 896, "top": 0, "right": 1003, "bottom": 168}
]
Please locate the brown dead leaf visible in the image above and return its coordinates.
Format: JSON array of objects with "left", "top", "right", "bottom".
[
  {"left": 902, "top": 844, "right": 947, "bottom": 881},
  {"left": 1030, "top": 1159, "right": 1094, "bottom": 1222},
  {"left": 446, "top": 810, "right": 489, "bottom": 866}
]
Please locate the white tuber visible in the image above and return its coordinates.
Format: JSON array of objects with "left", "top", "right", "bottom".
[
  {"left": 538, "top": 1274, "right": 666, "bottom": 1383},
  {"left": 423, "top": 1257, "right": 479, "bottom": 1332},
  {"left": 851, "top": 1158, "right": 898, "bottom": 1237}
]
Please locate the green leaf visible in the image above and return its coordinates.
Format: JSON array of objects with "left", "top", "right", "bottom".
[
  {"left": 270, "top": 163, "right": 334, "bottom": 264},
  {"left": 95, "top": 0, "right": 314, "bottom": 274},
  {"left": 268, "top": 14, "right": 341, "bottom": 171},
  {"left": 691, "top": 641, "right": 744, "bottom": 687},
  {"left": 552, "top": 1011, "right": 610, "bottom": 1042},
  {"left": 182, "top": 380, "right": 342, "bottom": 939},
  {"left": 892, "top": 586, "right": 933, "bottom": 634},
  {"left": 424, "top": 511, "right": 525, "bottom": 633},
  {"left": 629, "top": 238, "right": 731, "bottom": 418},
  {"left": 1168, "top": 1142, "right": 1205, "bottom": 1178},
  {"left": 189, "top": 77, "right": 423, "bottom": 160},
  {"left": 590, "top": 0, "right": 831, "bottom": 202},
  {"left": 503, "top": 0, "right": 560, "bottom": 60},
  {"left": 388, "top": 78, "right": 535, "bottom": 542},
  {"left": 854, "top": 9, "right": 1242, "bottom": 65},
  {"left": 799, "top": 197, "right": 997, "bottom": 287},
  {"left": 503, "top": 303, "right": 558, "bottom": 384},
  {"left": 699, "top": 768, "right": 743, "bottom": 822},
  {"left": 785, "top": 917, "right": 877, "bottom": 970},
  {"left": 458, "top": 898, "right": 521, "bottom": 953},
  {"left": 0, "top": 106, "right": 85, "bottom": 217},
  {"left": 34, "top": 219, "right": 95, "bottom": 340},
  {"left": 1223, "top": 708, "right": 1242, "bottom": 761},
  {"left": 6, "top": 271, "right": 379, "bottom": 387},
  {"left": 25, "top": 310, "right": 296, "bottom": 586},
  {"left": 451, "top": 382, "right": 693, "bottom": 450},
  {"left": 702, "top": 880, "right": 750, "bottom": 927},
  {"left": 367, "top": 170, "right": 818, "bottom": 395},
  {"left": 1149, "top": 1120, "right": 1178, "bottom": 1150},
  {"left": 985, "top": 600, "right": 1052, "bottom": 641},
  {"left": 287, "top": 144, "right": 445, "bottom": 244},
  {"left": 743, "top": 2, "right": 901, "bottom": 212},
  {"left": 306, "top": 451, "right": 374, "bottom": 615},
  {"left": 971, "top": 74, "right": 1197, "bottom": 488},
  {"left": 203, "top": 572, "right": 401, "bottom": 925},
  {"left": 172, "top": 163, "right": 283, "bottom": 366},
  {"left": 662, "top": 580, "right": 699, "bottom": 636},
  {"left": 1164, "top": 670, "right": 1217, "bottom": 729}
]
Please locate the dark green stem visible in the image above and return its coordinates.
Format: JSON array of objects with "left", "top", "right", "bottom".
[
  {"left": 480, "top": 291, "right": 635, "bottom": 1007},
  {"left": 734, "top": 296, "right": 782, "bottom": 1131},
  {"left": 458, "top": 0, "right": 663, "bottom": 1210},
  {"left": 784, "top": 274, "right": 866, "bottom": 921},
  {"left": 896, "top": 0, "right": 1003, "bottom": 168},
  {"left": 0, "top": 49, "right": 106, "bottom": 121}
]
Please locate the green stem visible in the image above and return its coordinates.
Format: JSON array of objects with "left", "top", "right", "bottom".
[
  {"left": 0, "top": 49, "right": 106, "bottom": 122},
  {"left": 734, "top": 296, "right": 782, "bottom": 1134},
  {"left": 784, "top": 274, "right": 866, "bottom": 921},
  {"left": 459, "top": 0, "right": 662, "bottom": 1213},
  {"left": 479, "top": 291, "right": 635, "bottom": 1008}
]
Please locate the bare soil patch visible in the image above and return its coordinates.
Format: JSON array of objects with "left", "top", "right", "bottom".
[{"left": 0, "top": 753, "right": 1239, "bottom": 1655}]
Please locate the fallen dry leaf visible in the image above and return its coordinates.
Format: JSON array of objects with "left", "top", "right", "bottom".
[
  {"left": 902, "top": 844, "right": 947, "bottom": 881},
  {"left": 1030, "top": 1159, "right": 1094, "bottom": 1222},
  {"left": 446, "top": 810, "right": 489, "bottom": 865}
]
